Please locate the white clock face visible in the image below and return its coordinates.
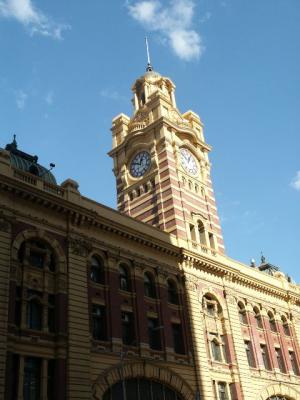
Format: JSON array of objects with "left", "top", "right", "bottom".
[
  {"left": 180, "top": 148, "right": 198, "bottom": 176},
  {"left": 130, "top": 151, "right": 151, "bottom": 177}
]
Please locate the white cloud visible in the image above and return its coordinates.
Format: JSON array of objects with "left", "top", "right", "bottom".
[
  {"left": 0, "top": 0, "right": 70, "bottom": 39},
  {"left": 15, "top": 89, "right": 27, "bottom": 109},
  {"left": 45, "top": 90, "right": 54, "bottom": 105},
  {"left": 100, "top": 89, "right": 127, "bottom": 102},
  {"left": 127, "top": 0, "right": 204, "bottom": 61},
  {"left": 291, "top": 171, "right": 300, "bottom": 191}
]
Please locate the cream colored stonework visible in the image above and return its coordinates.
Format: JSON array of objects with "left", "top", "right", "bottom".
[{"left": 1, "top": 68, "right": 300, "bottom": 400}]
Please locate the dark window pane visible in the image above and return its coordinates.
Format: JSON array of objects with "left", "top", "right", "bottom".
[
  {"left": 119, "top": 266, "right": 130, "bottom": 291},
  {"left": 122, "top": 312, "right": 135, "bottom": 346},
  {"left": 90, "top": 257, "right": 104, "bottom": 284},
  {"left": 27, "top": 300, "right": 42, "bottom": 330},
  {"left": 165, "top": 386, "right": 176, "bottom": 400},
  {"left": 152, "top": 381, "right": 163, "bottom": 400},
  {"left": 47, "top": 359, "right": 55, "bottom": 400},
  {"left": 144, "top": 273, "right": 156, "bottom": 298},
  {"left": 29, "top": 250, "right": 45, "bottom": 268},
  {"left": 126, "top": 379, "right": 138, "bottom": 400},
  {"left": 92, "top": 305, "right": 107, "bottom": 341},
  {"left": 23, "top": 358, "right": 41, "bottom": 400},
  {"left": 148, "top": 318, "right": 161, "bottom": 350},
  {"left": 138, "top": 379, "right": 151, "bottom": 400},
  {"left": 172, "top": 323, "right": 185, "bottom": 354},
  {"left": 167, "top": 281, "right": 179, "bottom": 305}
]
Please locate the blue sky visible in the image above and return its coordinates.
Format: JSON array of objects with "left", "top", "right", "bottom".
[{"left": 0, "top": 0, "right": 299, "bottom": 280}]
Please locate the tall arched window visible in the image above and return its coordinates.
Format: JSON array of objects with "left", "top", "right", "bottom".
[
  {"left": 90, "top": 256, "right": 105, "bottom": 284},
  {"left": 282, "top": 316, "right": 291, "bottom": 336},
  {"left": 203, "top": 294, "right": 220, "bottom": 317},
  {"left": 268, "top": 311, "right": 277, "bottom": 332},
  {"left": 167, "top": 279, "right": 179, "bottom": 305},
  {"left": 197, "top": 221, "right": 206, "bottom": 246},
  {"left": 144, "top": 272, "right": 156, "bottom": 298},
  {"left": 119, "top": 264, "right": 130, "bottom": 292},
  {"left": 254, "top": 307, "right": 263, "bottom": 329},
  {"left": 238, "top": 302, "right": 247, "bottom": 324}
]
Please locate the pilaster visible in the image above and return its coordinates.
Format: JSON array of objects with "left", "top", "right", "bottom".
[
  {"left": 67, "top": 236, "right": 92, "bottom": 399},
  {"left": 0, "top": 217, "right": 11, "bottom": 399}
]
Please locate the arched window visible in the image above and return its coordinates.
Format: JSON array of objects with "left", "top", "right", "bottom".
[
  {"left": 103, "top": 378, "right": 184, "bottom": 400},
  {"left": 167, "top": 279, "right": 179, "bottom": 305},
  {"left": 268, "top": 312, "right": 277, "bottom": 332},
  {"left": 238, "top": 302, "right": 247, "bottom": 324},
  {"left": 197, "top": 221, "right": 206, "bottom": 246},
  {"left": 119, "top": 264, "right": 130, "bottom": 292},
  {"left": 19, "top": 239, "right": 56, "bottom": 271},
  {"left": 144, "top": 272, "right": 156, "bottom": 298},
  {"left": 203, "top": 294, "right": 220, "bottom": 317},
  {"left": 27, "top": 296, "right": 43, "bottom": 330},
  {"left": 90, "top": 256, "right": 105, "bottom": 284},
  {"left": 282, "top": 316, "right": 291, "bottom": 336},
  {"left": 254, "top": 307, "right": 263, "bottom": 329}
]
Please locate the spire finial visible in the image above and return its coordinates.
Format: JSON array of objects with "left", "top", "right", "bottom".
[
  {"left": 12, "top": 134, "right": 17, "bottom": 149},
  {"left": 261, "top": 251, "right": 266, "bottom": 264},
  {"left": 145, "top": 36, "right": 153, "bottom": 72}
]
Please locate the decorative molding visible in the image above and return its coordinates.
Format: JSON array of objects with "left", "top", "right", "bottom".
[
  {"left": 0, "top": 217, "right": 11, "bottom": 233},
  {"left": 68, "top": 237, "right": 92, "bottom": 257},
  {"left": 92, "top": 360, "right": 195, "bottom": 400}
]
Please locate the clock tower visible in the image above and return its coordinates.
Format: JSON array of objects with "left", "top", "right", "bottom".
[{"left": 109, "top": 63, "right": 225, "bottom": 255}]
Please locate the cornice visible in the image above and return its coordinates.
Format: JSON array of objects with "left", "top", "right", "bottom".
[
  {"left": 0, "top": 172, "right": 180, "bottom": 258},
  {"left": 181, "top": 248, "right": 300, "bottom": 304}
]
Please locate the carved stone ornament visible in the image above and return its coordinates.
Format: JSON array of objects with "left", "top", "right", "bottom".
[
  {"left": 184, "top": 275, "right": 199, "bottom": 292},
  {"left": 68, "top": 237, "right": 92, "bottom": 257},
  {"left": 0, "top": 218, "right": 11, "bottom": 233}
]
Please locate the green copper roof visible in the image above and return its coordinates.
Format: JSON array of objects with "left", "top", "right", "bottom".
[{"left": 5, "top": 136, "right": 57, "bottom": 185}]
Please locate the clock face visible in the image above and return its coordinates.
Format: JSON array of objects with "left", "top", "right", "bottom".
[
  {"left": 180, "top": 148, "right": 199, "bottom": 176},
  {"left": 130, "top": 151, "right": 151, "bottom": 177}
]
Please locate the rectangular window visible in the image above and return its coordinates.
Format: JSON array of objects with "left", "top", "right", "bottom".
[
  {"left": 221, "top": 335, "right": 228, "bottom": 363},
  {"left": 148, "top": 318, "right": 161, "bottom": 350},
  {"left": 92, "top": 305, "right": 107, "bottom": 341},
  {"left": 211, "top": 336, "right": 222, "bottom": 362},
  {"left": 217, "top": 382, "right": 229, "bottom": 400},
  {"left": 15, "top": 286, "right": 22, "bottom": 327},
  {"left": 260, "top": 344, "right": 271, "bottom": 370},
  {"left": 48, "top": 294, "right": 55, "bottom": 333},
  {"left": 289, "top": 351, "right": 299, "bottom": 375},
  {"left": 122, "top": 312, "right": 135, "bottom": 346},
  {"left": 171, "top": 323, "right": 185, "bottom": 354},
  {"left": 244, "top": 340, "right": 255, "bottom": 368},
  {"left": 23, "top": 357, "right": 41, "bottom": 400},
  {"left": 275, "top": 348, "right": 286, "bottom": 373},
  {"left": 47, "top": 359, "right": 55, "bottom": 400}
]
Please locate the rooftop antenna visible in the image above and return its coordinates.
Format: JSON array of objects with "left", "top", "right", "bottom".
[{"left": 145, "top": 36, "right": 153, "bottom": 72}]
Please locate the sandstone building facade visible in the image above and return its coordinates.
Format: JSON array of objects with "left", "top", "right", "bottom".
[{"left": 1, "top": 64, "right": 300, "bottom": 400}]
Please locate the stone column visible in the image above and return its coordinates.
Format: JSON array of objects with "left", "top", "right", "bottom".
[
  {"left": 0, "top": 218, "right": 12, "bottom": 399},
  {"left": 67, "top": 236, "right": 92, "bottom": 399},
  {"left": 17, "top": 356, "right": 24, "bottom": 400}
]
